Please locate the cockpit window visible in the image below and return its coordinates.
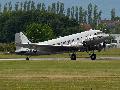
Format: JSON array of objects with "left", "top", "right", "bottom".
[{"left": 112, "top": 40, "right": 117, "bottom": 43}]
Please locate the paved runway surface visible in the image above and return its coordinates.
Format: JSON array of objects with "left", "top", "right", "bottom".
[{"left": 0, "top": 57, "right": 120, "bottom": 60}]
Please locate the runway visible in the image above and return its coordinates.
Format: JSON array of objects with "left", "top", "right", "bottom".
[{"left": 0, "top": 57, "right": 120, "bottom": 60}]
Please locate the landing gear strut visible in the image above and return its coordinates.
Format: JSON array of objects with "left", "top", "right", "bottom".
[
  {"left": 71, "top": 53, "right": 76, "bottom": 60},
  {"left": 90, "top": 54, "right": 96, "bottom": 60}
]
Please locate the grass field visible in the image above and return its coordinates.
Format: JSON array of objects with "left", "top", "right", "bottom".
[
  {"left": 0, "top": 60, "right": 120, "bottom": 90},
  {"left": 0, "top": 48, "right": 120, "bottom": 90}
]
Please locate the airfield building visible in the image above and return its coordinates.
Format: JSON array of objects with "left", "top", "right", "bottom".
[{"left": 110, "top": 34, "right": 120, "bottom": 48}]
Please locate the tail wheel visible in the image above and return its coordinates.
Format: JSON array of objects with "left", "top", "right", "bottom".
[
  {"left": 26, "top": 57, "right": 29, "bottom": 60},
  {"left": 90, "top": 54, "right": 96, "bottom": 60},
  {"left": 71, "top": 53, "right": 76, "bottom": 60}
]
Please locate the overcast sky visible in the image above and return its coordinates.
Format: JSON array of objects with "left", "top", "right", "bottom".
[{"left": 0, "top": 0, "right": 120, "bottom": 19}]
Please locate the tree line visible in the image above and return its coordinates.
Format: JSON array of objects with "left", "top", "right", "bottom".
[
  {"left": 0, "top": 1, "right": 103, "bottom": 43},
  {"left": 0, "top": 0, "right": 119, "bottom": 53}
]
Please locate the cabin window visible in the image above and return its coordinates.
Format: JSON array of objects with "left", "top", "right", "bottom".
[
  {"left": 72, "top": 39, "right": 74, "bottom": 42},
  {"left": 63, "top": 41, "right": 66, "bottom": 44},
  {"left": 53, "top": 44, "right": 55, "bottom": 45},
  {"left": 77, "top": 38, "right": 79, "bottom": 40},
  {"left": 67, "top": 40, "right": 70, "bottom": 44},
  {"left": 57, "top": 43, "right": 60, "bottom": 45}
]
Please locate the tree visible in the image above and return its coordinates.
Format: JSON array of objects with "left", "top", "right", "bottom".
[
  {"left": 25, "top": 23, "right": 54, "bottom": 42},
  {"left": 96, "top": 23, "right": 109, "bottom": 33},
  {"left": 51, "top": 3, "right": 56, "bottom": 13},
  {"left": 97, "top": 10, "right": 102, "bottom": 24},
  {"left": 59, "top": 2, "right": 64, "bottom": 15},
  {"left": 93, "top": 5, "right": 98, "bottom": 27},
  {"left": 48, "top": 5, "right": 51, "bottom": 13},
  {"left": 3, "top": 3, "right": 7, "bottom": 13},
  {"left": 111, "top": 8, "right": 116, "bottom": 21},
  {"left": 56, "top": 1, "right": 60, "bottom": 14},
  {"left": 79, "top": 7, "right": 83, "bottom": 23},
  {"left": 41, "top": 3, "right": 46, "bottom": 12},
  {"left": 75, "top": 6, "right": 79, "bottom": 21},
  {"left": 71, "top": 6, "right": 74, "bottom": 19},
  {"left": 67, "top": 8, "right": 70, "bottom": 18},
  {"left": 15, "top": 2, "right": 19, "bottom": 11},
  {"left": 27, "top": 1, "right": 31, "bottom": 11},
  {"left": 88, "top": 3, "right": 93, "bottom": 25},
  {"left": 23, "top": 1, "right": 27, "bottom": 11},
  {"left": 1, "top": 16, "right": 25, "bottom": 42},
  {"left": 0, "top": 3, "right": 1, "bottom": 13},
  {"left": 8, "top": 1, "right": 12, "bottom": 11},
  {"left": 0, "top": 1, "right": 82, "bottom": 43},
  {"left": 83, "top": 10, "right": 87, "bottom": 23},
  {"left": 20, "top": 2, "right": 23, "bottom": 11},
  {"left": 31, "top": 1, "right": 35, "bottom": 11},
  {"left": 37, "top": 3, "right": 41, "bottom": 11}
]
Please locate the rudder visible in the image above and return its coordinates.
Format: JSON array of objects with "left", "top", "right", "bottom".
[{"left": 15, "top": 32, "right": 31, "bottom": 53}]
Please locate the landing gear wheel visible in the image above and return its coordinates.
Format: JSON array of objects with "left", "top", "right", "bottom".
[
  {"left": 71, "top": 54, "right": 76, "bottom": 60},
  {"left": 90, "top": 54, "right": 96, "bottom": 60},
  {"left": 26, "top": 57, "right": 29, "bottom": 60}
]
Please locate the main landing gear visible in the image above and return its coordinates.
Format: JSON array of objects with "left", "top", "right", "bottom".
[
  {"left": 70, "top": 53, "right": 96, "bottom": 60},
  {"left": 87, "top": 49, "right": 96, "bottom": 60},
  {"left": 90, "top": 53, "right": 96, "bottom": 60}
]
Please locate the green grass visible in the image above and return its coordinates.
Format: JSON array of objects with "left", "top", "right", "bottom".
[{"left": 0, "top": 60, "right": 120, "bottom": 90}]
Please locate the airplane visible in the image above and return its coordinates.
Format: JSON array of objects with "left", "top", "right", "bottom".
[{"left": 15, "top": 29, "right": 110, "bottom": 60}]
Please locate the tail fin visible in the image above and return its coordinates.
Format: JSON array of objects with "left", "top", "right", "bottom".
[
  {"left": 15, "top": 32, "right": 31, "bottom": 44},
  {"left": 15, "top": 32, "right": 31, "bottom": 52}
]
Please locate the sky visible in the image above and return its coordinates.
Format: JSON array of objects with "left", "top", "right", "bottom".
[{"left": 0, "top": 0, "right": 120, "bottom": 19}]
